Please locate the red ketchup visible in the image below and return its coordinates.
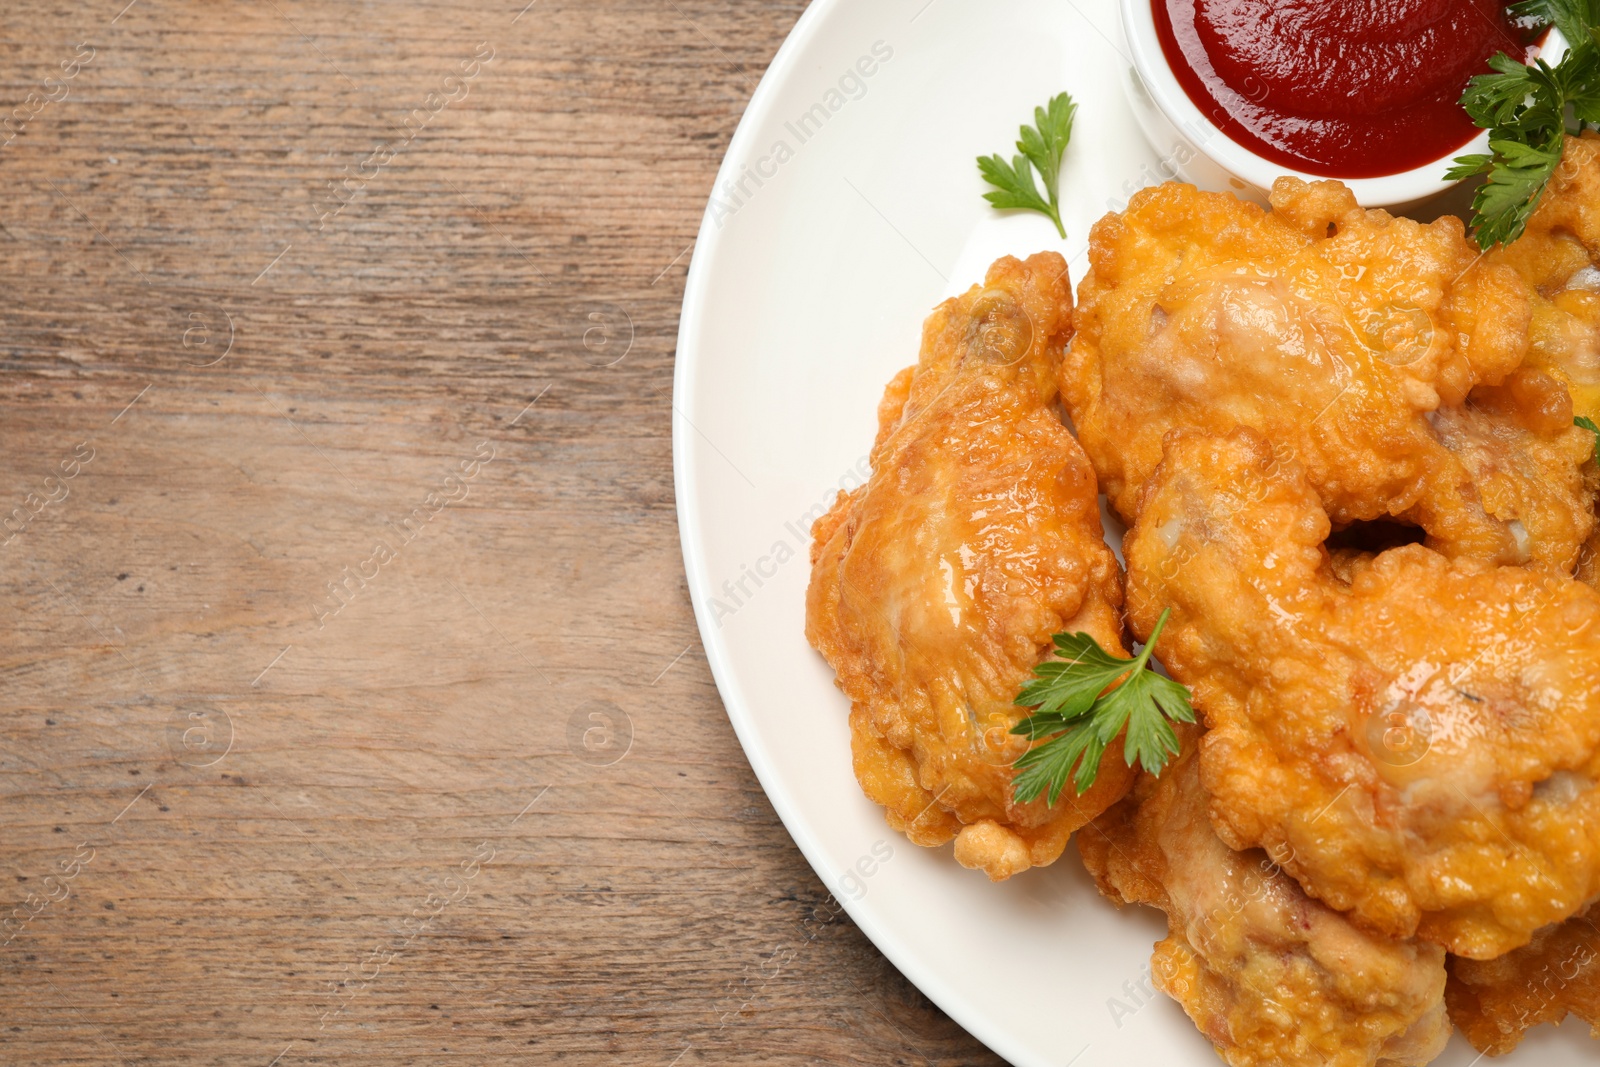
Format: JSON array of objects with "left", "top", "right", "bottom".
[{"left": 1153, "top": 0, "right": 1537, "bottom": 178}]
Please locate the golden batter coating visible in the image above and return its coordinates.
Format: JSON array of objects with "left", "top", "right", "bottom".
[
  {"left": 1446, "top": 907, "right": 1600, "bottom": 1055},
  {"left": 1123, "top": 428, "right": 1600, "bottom": 959},
  {"left": 1063, "top": 178, "right": 1595, "bottom": 572},
  {"left": 806, "top": 253, "right": 1134, "bottom": 881},
  {"left": 1488, "top": 133, "right": 1600, "bottom": 426},
  {"left": 1486, "top": 133, "right": 1600, "bottom": 590},
  {"left": 1080, "top": 738, "right": 1450, "bottom": 1067},
  {"left": 1429, "top": 369, "right": 1593, "bottom": 568}
]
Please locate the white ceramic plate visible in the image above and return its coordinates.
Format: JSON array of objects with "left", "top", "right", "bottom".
[{"left": 672, "top": 1, "right": 1593, "bottom": 1063}]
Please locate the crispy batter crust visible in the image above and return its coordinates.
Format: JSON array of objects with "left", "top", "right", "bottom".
[
  {"left": 1064, "top": 178, "right": 1595, "bottom": 572},
  {"left": 1123, "top": 428, "right": 1600, "bottom": 958},
  {"left": 1081, "top": 740, "right": 1450, "bottom": 1067},
  {"left": 1447, "top": 907, "right": 1600, "bottom": 1055},
  {"left": 805, "top": 253, "right": 1133, "bottom": 881},
  {"left": 1486, "top": 133, "right": 1600, "bottom": 592}
]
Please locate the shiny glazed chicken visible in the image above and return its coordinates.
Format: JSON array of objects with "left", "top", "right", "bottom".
[
  {"left": 806, "top": 253, "right": 1133, "bottom": 881},
  {"left": 1487, "top": 132, "right": 1600, "bottom": 588},
  {"left": 1123, "top": 428, "right": 1600, "bottom": 959},
  {"left": 1447, "top": 907, "right": 1600, "bottom": 1055},
  {"left": 1081, "top": 736, "right": 1450, "bottom": 1067},
  {"left": 1063, "top": 178, "right": 1594, "bottom": 571}
]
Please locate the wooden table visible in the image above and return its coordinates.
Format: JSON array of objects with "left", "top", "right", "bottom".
[{"left": 0, "top": 2, "right": 1005, "bottom": 1063}]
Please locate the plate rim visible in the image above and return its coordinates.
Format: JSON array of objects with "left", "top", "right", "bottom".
[{"left": 670, "top": 2, "right": 1034, "bottom": 1063}]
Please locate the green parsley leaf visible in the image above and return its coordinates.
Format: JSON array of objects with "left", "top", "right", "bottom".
[
  {"left": 1014, "top": 632, "right": 1136, "bottom": 726},
  {"left": 977, "top": 92, "right": 1076, "bottom": 239},
  {"left": 1454, "top": 7, "right": 1600, "bottom": 248},
  {"left": 1563, "top": 53, "right": 1600, "bottom": 123},
  {"left": 1473, "top": 130, "right": 1565, "bottom": 248},
  {"left": 1010, "top": 608, "right": 1196, "bottom": 805},
  {"left": 1510, "top": 0, "right": 1600, "bottom": 50},
  {"left": 1460, "top": 53, "right": 1544, "bottom": 127},
  {"left": 1577, "top": 414, "right": 1600, "bottom": 463}
]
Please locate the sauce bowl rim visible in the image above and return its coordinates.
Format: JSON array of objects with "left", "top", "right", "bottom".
[{"left": 1119, "top": 0, "right": 1564, "bottom": 208}]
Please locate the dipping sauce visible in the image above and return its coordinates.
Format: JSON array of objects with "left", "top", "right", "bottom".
[{"left": 1153, "top": 0, "right": 1538, "bottom": 178}]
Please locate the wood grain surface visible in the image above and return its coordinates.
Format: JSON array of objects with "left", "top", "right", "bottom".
[{"left": 0, "top": 2, "right": 1006, "bottom": 1063}]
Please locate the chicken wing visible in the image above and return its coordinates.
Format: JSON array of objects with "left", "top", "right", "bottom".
[
  {"left": 1446, "top": 906, "right": 1600, "bottom": 1055},
  {"left": 1063, "top": 179, "right": 1595, "bottom": 571},
  {"left": 1122, "top": 428, "right": 1600, "bottom": 958},
  {"left": 806, "top": 253, "right": 1134, "bottom": 881},
  {"left": 1080, "top": 737, "right": 1450, "bottom": 1067}
]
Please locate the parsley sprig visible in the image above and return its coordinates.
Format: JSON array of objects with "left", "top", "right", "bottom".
[
  {"left": 977, "top": 92, "right": 1076, "bottom": 239},
  {"left": 1010, "top": 608, "right": 1195, "bottom": 805},
  {"left": 1515, "top": 0, "right": 1600, "bottom": 48},
  {"left": 1448, "top": 1, "right": 1600, "bottom": 249}
]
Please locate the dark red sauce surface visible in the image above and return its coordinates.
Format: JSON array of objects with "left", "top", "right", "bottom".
[{"left": 1153, "top": 0, "right": 1537, "bottom": 178}]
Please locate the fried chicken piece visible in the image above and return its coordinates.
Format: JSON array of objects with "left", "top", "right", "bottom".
[
  {"left": 806, "top": 253, "right": 1134, "bottom": 881},
  {"left": 1123, "top": 428, "right": 1600, "bottom": 958},
  {"left": 1063, "top": 178, "right": 1596, "bottom": 571},
  {"left": 1488, "top": 132, "right": 1600, "bottom": 426},
  {"left": 1445, "top": 906, "right": 1600, "bottom": 1055},
  {"left": 1485, "top": 132, "right": 1600, "bottom": 588},
  {"left": 1080, "top": 737, "right": 1450, "bottom": 1067},
  {"left": 1430, "top": 368, "right": 1593, "bottom": 567}
]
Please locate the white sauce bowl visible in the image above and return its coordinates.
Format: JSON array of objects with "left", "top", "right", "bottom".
[{"left": 1119, "top": 0, "right": 1565, "bottom": 209}]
